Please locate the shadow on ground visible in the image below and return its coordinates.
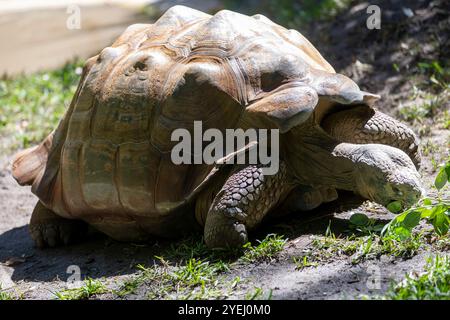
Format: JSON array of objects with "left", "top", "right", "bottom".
[{"left": 0, "top": 191, "right": 374, "bottom": 284}]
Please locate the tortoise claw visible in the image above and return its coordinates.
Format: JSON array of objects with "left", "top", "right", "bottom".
[{"left": 29, "top": 202, "right": 87, "bottom": 248}]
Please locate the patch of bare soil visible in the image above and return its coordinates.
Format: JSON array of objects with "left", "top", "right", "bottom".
[{"left": 0, "top": 0, "right": 449, "bottom": 300}]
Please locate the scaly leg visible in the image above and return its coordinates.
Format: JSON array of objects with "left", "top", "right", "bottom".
[
  {"left": 322, "top": 105, "right": 421, "bottom": 168},
  {"left": 204, "top": 163, "right": 295, "bottom": 248}
]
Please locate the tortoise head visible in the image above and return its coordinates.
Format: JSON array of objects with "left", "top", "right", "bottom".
[{"left": 349, "top": 144, "right": 425, "bottom": 207}]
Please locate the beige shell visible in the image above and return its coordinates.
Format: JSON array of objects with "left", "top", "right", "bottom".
[{"left": 12, "top": 6, "right": 378, "bottom": 235}]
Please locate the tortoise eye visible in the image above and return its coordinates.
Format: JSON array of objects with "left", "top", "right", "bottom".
[
  {"left": 392, "top": 186, "right": 402, "bottom": 195},
  {"left": 134, "top": 61, "right": 148, "bottom": 71}
]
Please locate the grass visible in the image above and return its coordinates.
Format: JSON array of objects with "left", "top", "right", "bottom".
[
  {"left": 0, "top": 285, "right": 14, "bottom": 300},
  {"left": 399, "top": 90, "right": 449, "bottom": 124},
  {"left": 173, "top": 258, "right": 227, "bottom": 287},
  {"left": 293, "top": 255, "right": 318, "bottom": 270},
  {"left": 441, "top": 110, "right": 450, "bottom": 129},
  {"left": 293, "top": 218, "right": 428, "bottom": 269},
  {"left": 161, "top": 233, "right": 288, "bottom": 264},
  {"left": 0, "top": 61, "right": 82, "bottom": 153},
  {"left": 160, "top": 235, "right": 237, "bottom": 263},
  {"left": 397, "top": 60, "right": 449, "bottom": 140},
  {"left": 0, "top": 291, "right": 13, "bottom": 300},
  {"left": 241, "top": 234, "right": 287, "bottom": 263},
  {"left": 380, "top": 255, "right": 450, "bottom": 300},
  {"left": 114, "top": 233, "right": 287, "bottom": 299},
  {"left": 293, "top": 161, "right": 450, "bottom": 270},
  {"left": 421, "top": 140, "right": 440, "bottom": 157},
  {"left": 293, "top": 173, "right": 449, "bottom": 269},
  {"left": 0, "top": 284, "right": 23, "bottom": 300},
  {"left": 245, "top": 287, "right": 273, "bottom": 300},
  {"left": 53, "top": 278, "right": 108, "bottom": 300},
  {"left": 115, "top": 258, "right": 238, "bottom": 300},
  {"left": 416, "top": 60, "right": 449, "bottom": 91},
  {"left": 161, "top": 233, "right": 287, "bottom": 266}
]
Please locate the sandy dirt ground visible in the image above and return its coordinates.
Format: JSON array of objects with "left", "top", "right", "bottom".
[
  {"left": 0, "top": 158, "right": 436, "bottom": 299},
  {"left": 0, "top": 0, "right": 449, "bottom": 300},
  {"left": 0, "top": 158, "right": 443, "bottom": 299}
]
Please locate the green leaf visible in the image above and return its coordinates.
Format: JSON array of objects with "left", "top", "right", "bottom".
[
  {"left": 349, "top": 213, "right": 370, "bottom": 226},
  {"left": 402, "top": 210, "right": 422, "bottom": 230},
  {"left": 387, "top": 201, "right": 402, "bottom": 213},
  {"left": 422, "top": 198, "right": 432, "bottom": 206},
  {"left": 417, "top": 207, "right": 433, "bottom": 218},
  {"left": 427, "top": 204, "right": 448, "bottom": 220},
  {"left": 445, "top": 163, "right": 450, "bottom": 181},
  {"left": 431, "top": 212, "right": 450, "bottom": 236},
  {"left": 393, "top": 226, "right": 411, "bottom": 240},
  {"left": 435, "top": 168, "right": 448, "bottom": 190},
  {"left": 372, "top": 224, "right": 385, "bottom": 232}
]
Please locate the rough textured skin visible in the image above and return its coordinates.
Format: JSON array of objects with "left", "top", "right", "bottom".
[
  {"left": 11, "top": 6, "right": 424, "bottom": 248},
  {"left": 204, "top": 163, "right": 294, "bottom": 247},
  {"left": 322, "top": 105, "right": 421, "bottom": 167}
]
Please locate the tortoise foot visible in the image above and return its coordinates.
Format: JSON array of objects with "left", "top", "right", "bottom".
[
  {"left": 29, "top": 202, "right": 88, "bottom": 248},
  {"left": 204, "top": 163, "right": 293, "bottom": 249}
]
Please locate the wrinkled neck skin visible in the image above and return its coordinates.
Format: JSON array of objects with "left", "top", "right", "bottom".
[
  {"left": 329, "top": 143, "right": 366, "bottom": 190},
  {"left": 283, "top": 125, "right": 361, "bottom": 192}
]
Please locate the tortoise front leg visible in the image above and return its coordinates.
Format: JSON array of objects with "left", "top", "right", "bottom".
[
  {"left": 30, "top": 201, "right": 88, "bottom": 248},
  {"left": 322, "top": 105, "right": 421, "bottom": 168},
  {"left": 204, "top": 163, "right": 295, "bottom": 249}
]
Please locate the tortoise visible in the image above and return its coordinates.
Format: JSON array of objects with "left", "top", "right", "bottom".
[{"left": 12, "top": 6, "right": 423, "bottom": 249}]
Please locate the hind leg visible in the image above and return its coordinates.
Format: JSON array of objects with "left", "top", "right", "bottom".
[
  {"left": 30, "top": 201, "right": 88, "bottom": 248},
  {"left": 276, "top": 185, "right": 338, "bottom": 215}
]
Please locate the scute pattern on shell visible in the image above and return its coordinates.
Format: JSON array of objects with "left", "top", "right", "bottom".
[{"left": 12, "top": 6, "right": 377, "bottom": 227}]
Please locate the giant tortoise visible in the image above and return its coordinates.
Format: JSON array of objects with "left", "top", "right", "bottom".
[{"left": 12, "top": 6, "right": 423, "bottom": 249}]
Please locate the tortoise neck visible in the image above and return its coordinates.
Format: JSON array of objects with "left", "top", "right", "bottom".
[
  {"left": 323, "top": 143, "right": 360, "bottom": 191},
  {"left": 283, "top": 128, "right": 359, "bottom": 191}
]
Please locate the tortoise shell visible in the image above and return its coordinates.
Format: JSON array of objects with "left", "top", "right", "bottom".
[{"left": 12, "top": 6, "right": 377, "bottom": 237}]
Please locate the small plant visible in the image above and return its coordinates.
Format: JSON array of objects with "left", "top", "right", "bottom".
[
  {"left": 348, "top": 213, "right": 385, "bottom": 235},
  {"left": 441, "top": 110, "right": 450, "bottom": 129},
  {"left": 382, "top": 160, "right": 450, "bottom": 239},
  {"left": 421, "top": 140, "right": 440, "bottom": 157},
  {"left": 293, "top": 255, "right": 318, "bottom": 270},
  {"left": 296, "top": 221, "right": 424, "bottom": 267},
  {"left": 399, "top": 103, "right": 432, "bottom": 122},
  {"left": 241, "top": 234, "right": 287, "bottom": 263},
  {"left": 54, "top": 278, "right": 108, "bottom": 300},
  {"left": 0, "top": 284, "right": 14, "bottom": 300},
  {"left": 381, "top": 255, "right": 450, "bottom": 300},
  {"left": 417, "top": 60, "right": 449, "bottom": 90},
  {"left": 245, "top": 287, "right": 273, "bottom": 300}
]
